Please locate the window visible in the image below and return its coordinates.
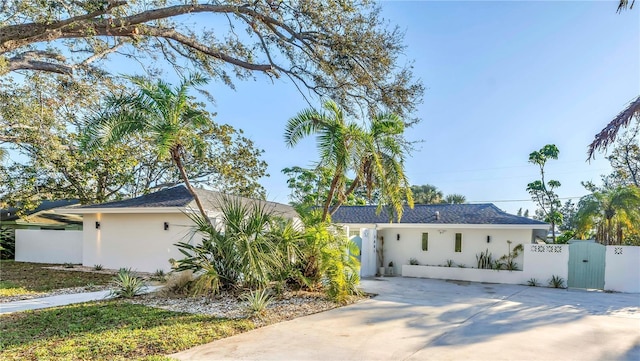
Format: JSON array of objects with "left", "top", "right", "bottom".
[
  {"left": 348, "top": 228, "right": 360, "bottom": 238},
  {"left": 421, "top": 233, "right": 428, "bottom": 251},
  {"left": 455, "top": 233, "right": 462, "bottom": 252}
]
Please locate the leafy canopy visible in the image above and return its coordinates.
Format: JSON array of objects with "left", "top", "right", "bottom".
[{"left": 0, "top": 0, "right": 423, "bottom": 119}]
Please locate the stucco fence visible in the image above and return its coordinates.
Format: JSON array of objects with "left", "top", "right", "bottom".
[
  {"left": 14, "top": 229, "right": 83, "bottom": 264},
  {"left": 402, "top": 244, "right": 640, "bottom": 293}
]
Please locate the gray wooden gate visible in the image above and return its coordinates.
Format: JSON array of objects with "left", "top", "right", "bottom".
[{"left": 568, "top": 242, "right": 605, "bottom": 289}]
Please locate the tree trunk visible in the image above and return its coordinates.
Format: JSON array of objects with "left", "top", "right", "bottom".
[
  {"left": 329, "top": 175, "right": 360, "bottom": 217},
  {"left": 172, "top": 147, "right": 212, "bottom": 227},
  {"left": 322, "top": 170, "right": 343, "bottom": 222}
]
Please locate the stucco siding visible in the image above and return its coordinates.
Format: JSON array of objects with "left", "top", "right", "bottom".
[
  {"left": 82, "top": 213, "right": 198, "bottom": 272},
  {"left": 379, "top": 227, "right": 532, "bottom": 272},
  {"left": 15, "top": 229, "right": 82, "bottom": 264}
]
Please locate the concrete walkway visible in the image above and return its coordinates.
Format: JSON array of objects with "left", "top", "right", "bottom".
[
  {"left": 0, "top": 286, "right": 161, "bottom": 314},
  {"left": 172, "top": 277, "right": 640, "bottom": 361}
]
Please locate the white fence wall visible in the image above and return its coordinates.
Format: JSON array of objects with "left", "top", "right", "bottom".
[
  {"left": 15, "top": 229, "right": 83, "bottom": 264},
  {"left": 523, "top": 244, "right": 569, "bottom": 284},
  {"left": 605, "top": 246, "right": 640, "bottom": 293},
  {"left": 401, "top": 244, "right": 640, "bottom": 293},
  {"left": 402, "top": 244, "right": 569, "bottom": 286}
]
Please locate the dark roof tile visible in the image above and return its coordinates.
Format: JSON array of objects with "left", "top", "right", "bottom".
[{"left": 331, "top": 204, "right": 547, "bottom": 225}]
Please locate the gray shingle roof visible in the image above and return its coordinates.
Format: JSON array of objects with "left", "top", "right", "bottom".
[
  {"left": 77, "top": 185, "right": 297, "bottom": 218},
  {"left": 331, "top": 204, "right": 547, "bottom": 225},
  {"left": 1, "top": 200, "right": 80, "bottom": 221}
]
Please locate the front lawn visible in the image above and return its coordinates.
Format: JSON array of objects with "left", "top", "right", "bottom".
[
  {"left": 0, "top": 260, "right": 113, "bottom": 294},
  {"left": 0, "top": 301, "right": 254, "bottom": 360}
]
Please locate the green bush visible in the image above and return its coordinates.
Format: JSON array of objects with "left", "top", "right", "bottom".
[
  {"left": 0, "top": 227, "right": 15, "bottom": 260},
  {"left": 174, "top": 196, "right": 302, "bottom": 294}
]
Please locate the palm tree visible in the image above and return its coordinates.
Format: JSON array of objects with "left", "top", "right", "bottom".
[
  {"left": 84, "top": 74, "right": 213, "bottom": 221},
  {"left": 284, "top": 100, "right": 361, "bottom": 221},
  {"left": 588, "top": 2, "right": 637, "bottom": 158},
  {"left": 576, "top": 186, "right": 640, "bottom": 245},
  {"left": 589, "top": 96, "right": 640, "bottom": 160},
  {"left": 348, "top": 113, "right": 413, "bottom": 220},
  {"left": 442, "top": 194, "right": 467, "bottom": 204},
  {"left": 285, "top": 101, "right": 413, "bottom": 222},
  {"left": 411, "top": 184, "right": 444, "bottom": 204},
  {"left": 617, "top": 0, "right": 635, "bottom": 12}
]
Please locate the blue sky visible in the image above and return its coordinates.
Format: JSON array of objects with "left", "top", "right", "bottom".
[{"left": 201, "top": 1, "right": 639, "bottom": 214}]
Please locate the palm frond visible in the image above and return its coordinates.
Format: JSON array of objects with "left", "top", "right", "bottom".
[{"left": 588, "top": 95, "right": 640, "bottom": 159}]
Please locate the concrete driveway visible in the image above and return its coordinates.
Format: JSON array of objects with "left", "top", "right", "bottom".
[{"left": 172, "top": 277, "right": 640, "bottom": 360}]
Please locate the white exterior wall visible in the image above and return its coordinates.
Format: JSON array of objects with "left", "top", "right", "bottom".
[
  {"left": 15, "top": 229, "right": 82, "bottom": 264},
  {"left": 402, "top": 265, "right": 529, "bottom": 284},
  {"left": 380, "top": 227, "right": 532, "bottom": 273},
  {"left": 523, "top": 244, "right": 569, "bottom": 284},
  {"left": 82, "top": 213, "right": 198, "bottom": 272},
  {"left": 605, "top": 246, "right": 640, "bottom": 293}
]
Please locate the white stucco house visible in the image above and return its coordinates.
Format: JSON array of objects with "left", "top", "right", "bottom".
[
  {"left": 331, "top": 204, "right": 549, "bottom": 278},
  {"left": 59, "top": 185, "right": 298, "bottom": 273}
]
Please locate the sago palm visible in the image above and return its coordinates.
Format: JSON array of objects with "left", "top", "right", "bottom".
[
  {"left": 576, "top": 186, "right": 640, "bottom": 245},
  {"left": 83, "top": 73, "right": 212, "bottom": 220}
]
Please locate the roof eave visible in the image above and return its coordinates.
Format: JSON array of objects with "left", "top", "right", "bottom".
[
  {"left": 54, "top": 207, "right": 191, "bottom": 215},
  {"left": 337, "top": 222, "right": 549, "bottom": 230}
]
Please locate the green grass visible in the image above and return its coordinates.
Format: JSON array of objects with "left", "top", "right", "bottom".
[
  {"left": 0, "top": 260, "right": 112, "bottom": 293},
  {"left": 0, "top": 301, "right": 254, "bottom": 360}
]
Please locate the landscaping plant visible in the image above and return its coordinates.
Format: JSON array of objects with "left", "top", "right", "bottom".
[
  {"left": 445, "top": 259, "right": 454, "bottom": 267},
  {"left": 298, "top": 210, "right": 362, "bottom": 303},
  {"left": 476, "top": 249, "right": 494, "bottom": 269},
  {"left": 548, "top": 275, "right": 566, "bottom": 288},
  {"left": 409, "top": 258, "right": 419, "bottom": 265},
  {"left": 174, "top": 196, "right": 300, "bottom": 294},
  {"left": 242, "top": 289, "right": 273, "bottom": 317},
  {"left": 93, "top": 264, "right": 103, "bottom": 271},
  {"left": 498, "top": 242, "right": 523, "bottom": 271},
  {"left": 110, "top": 268, "right": 147, "bottom": 298},
  {"left": 527, "top": 278, "right": 539, "bottom": 287}
]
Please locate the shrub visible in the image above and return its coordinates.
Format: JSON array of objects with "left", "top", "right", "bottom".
[
  {"left": 548, "top": 275, "right": 565, "bottom": 288},
  {"left": 63, "top": 262, "right": 75, "bottom": 268},
  {"left": 93, "top": 264, "right": 103, "bottom": 271},
  {"left": 0, "top": 227, "right": 15, "bottom": 260},
  {"left": 409, "top": 258, "right": 419, "bottom": 265},
  {"left": 242, "top": 289, "right": 273, "bottom": 317},
  {"left": 110, "top": 268, "right": 147, "bottom": 298},
  {"left": 297, "top": 214, "right": 362, "bottom": 303},
  {"left": 152, "top": 269, "right": 166, "bottom": 282},
  {"left": 174, "top": 197, "right": 300, "bottom": 294},
  {"left": 527, "top": 278, "right": 539, "bottom": 287},
  {"left": 162, "top": 271, "right": 195, "bottom": 296}
]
